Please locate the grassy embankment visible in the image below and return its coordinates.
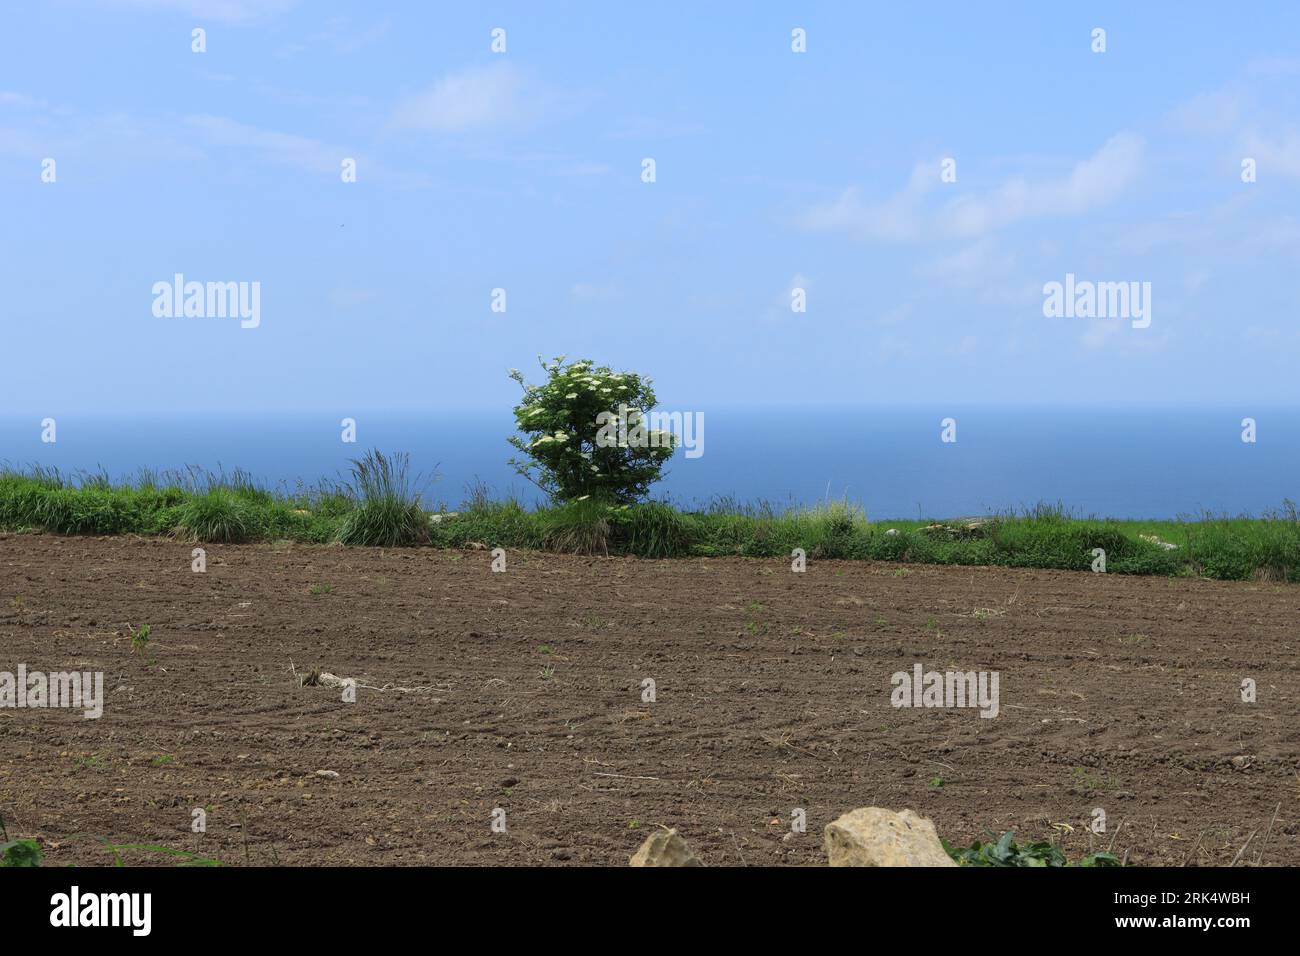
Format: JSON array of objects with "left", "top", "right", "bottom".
[{"left": 2, "top": 452, "right": 1299, "bottom": 581}]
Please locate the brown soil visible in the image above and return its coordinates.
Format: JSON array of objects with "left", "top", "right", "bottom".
[{"left": 1, "top": 533, "right": 1297, "bottom": 866}]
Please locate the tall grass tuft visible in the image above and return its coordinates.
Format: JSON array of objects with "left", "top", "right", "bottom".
[
  {"left": 806, "top": 497, "right": 869, "bottom": 558},
  {"left": 336, "top": 450, "right": 430, "bottom": 547},
  {"left": 1182, "top": 503, "right": 1300, "bottom": 581},
  {"left": 178, "top": 490, "right": 251, "bottom": 543},
  {"left": 435, "top": 491, "right": 540, "bottom": 550},
  {"left": 612, "top": 500, "right": 691, "bottom": 557},
  {"left": 539, "top": 497, "right": 610, "bottom": 555}
]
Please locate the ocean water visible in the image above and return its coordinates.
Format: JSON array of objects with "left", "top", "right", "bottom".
[{"left": 1, "top": 407, "right": 1296, "bottom": 520}]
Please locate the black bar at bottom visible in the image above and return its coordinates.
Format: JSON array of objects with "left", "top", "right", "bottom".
[{"left": 1, "top": 864, "right": 1280, "bottom": 938}]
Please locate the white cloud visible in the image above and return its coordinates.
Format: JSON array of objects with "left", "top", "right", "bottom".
[
  {"left": 605, "top": 116, "right": 706, "bottom": 141},
  {"left": 1185, "top": 270, "right": 1210, "bottom": 295},
  {"left": 802, "top": 134, "right": 1144, "bottom": 242},
  {"left": 0, "top": 125, "right": 44, "bottom": 157},
  {"left": 1241, "top": 129, "right": 1300, "bottom": 179},
  {"left": 946, "top": 334, "right": 978, "bottom": 357},
  {"left": 181, "top": 114, "right": 427, "bottom": 186},
  {"left": 1164, "top": 71, "right": 1300, "bottom": 182},
  {"left": 1247, "top": 56, "right": 1300, "bottom": 77},
  {"left": 915, "top": 237, "right": 1016, "bottom": 287},
  {"left": 391, "top": 63, "right": 545, "bottom": 134},
  {"left": 1165, "top": 90, "right": 1242, "bottom": 136},
  {"left": 787, "top": 272, "right": 809, "bottom": 298},
  {"left": 799, "top": 161, "right": 934, "bottom": 241},
  {"left": 276, "top": 15, "right": 390, "bottom": 58},
  {"left": 0, "top": 91, "right": 47, "bottom": 109},
  {"left": 570, "top": 282, "right": 619, "bottom": 302},
  {"left": 0, "top": 110, "right": 204, "bottom": 163},
  {"left": 1079, "top": 317, "right": 1124, "bottom": 351},
  {"left": 758, "top": 273, "right": 810, "bottom": 324},
  {"left": 184, "top": 114, "right": 342, "bottom": 174},
  {"left": 330, "top": 288, "right": 380, "bottom": 308},
  {"left": 557, "top": 162, "right": 610, "bottom": 177},
  {"left": 88, "top": 0, "right": 296, "bottom": 22},
  {"left": 940, "top": 134, "right": 1144, "bottom": 237},
  {"left": 875, "top": 303, "right": 913, "bottom": 327}
]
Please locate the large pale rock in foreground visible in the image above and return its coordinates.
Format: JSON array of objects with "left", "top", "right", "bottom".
[
  {"left": 629, "top": 828, "right": 704, "bottom": 867},
  {"left": 824, "top": 808, "right": 956, "bottom": 867}
]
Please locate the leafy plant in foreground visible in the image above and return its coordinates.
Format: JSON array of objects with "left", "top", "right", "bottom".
[
  {"left": 0, "top": 813, "right": 42, "bottom": 867},
  {"left": 0, "top": 838, "right": 42, "bottom": 866},
  {"left": 943, "top": 830, "right": 1120, "bottom": 867}
]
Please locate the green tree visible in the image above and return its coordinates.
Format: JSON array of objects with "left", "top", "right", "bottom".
[{"left": 507, "top": 356, "right": 676, "bottom": 502}]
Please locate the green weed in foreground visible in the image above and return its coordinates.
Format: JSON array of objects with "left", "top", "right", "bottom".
[
  {"left": 61, "top": 833, "right": 224, "bottom": 866},
  {"left": 610, "top": 500, "right": 691, "bottom": 557},
  {"left": 0, "top": 838, "right": 42, "bottom": 867},
  {"left": 129, "top": 623, "right": 151, "bottom": 654},
  {"left": 538, "top": 497, "right": 612, "bottom": 555},
  {"left": 944, "top": 830, "right": 1120, "bottom": 867},
  {"left": 0, "top": 813, "right": 42, "bottom": 867},
  {"left": 335, "top": 450, "right": 430, "bottom": 547},
  {"left": 179, "top": 490, "right": 251, "bottom": 542},
  {"left": 97, "top": 842, "right": 224, "bottom": 867},
  {"left": 2, "top": 462, "right": 1298, "bottom": 582},
  {"left": 0, "top": 812, "right": 225, "bottom": 868}
]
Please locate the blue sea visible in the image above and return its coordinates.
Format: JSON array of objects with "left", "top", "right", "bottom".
[{"left": 1, "top": 407, "right": 1296, "bottom": 520}]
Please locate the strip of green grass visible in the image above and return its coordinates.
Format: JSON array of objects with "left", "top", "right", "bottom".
[{"left": 2, "top": 460, "right": 1298, "bottom": 581}]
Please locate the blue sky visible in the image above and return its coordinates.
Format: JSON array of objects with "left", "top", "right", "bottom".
[{"left": 3, "top": 0, "right": 1300, "bottom": 418}]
